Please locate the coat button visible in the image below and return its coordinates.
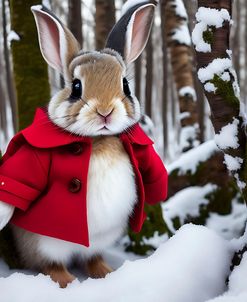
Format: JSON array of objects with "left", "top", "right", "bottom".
[
  {"left": 69, "top": 143, "right": 83, "bottom": 155},
  {"left": 68, "top": 178, "right": 81, "bottom": 193}
]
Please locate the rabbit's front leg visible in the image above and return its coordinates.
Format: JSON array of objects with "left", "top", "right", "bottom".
[{"left": 0, "top": 201, "right": 14, "bottom": 230}]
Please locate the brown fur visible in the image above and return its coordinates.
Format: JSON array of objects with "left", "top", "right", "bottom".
[
  {"left": 85, "top": 255, "right": 113, "bottom": 279},
  {"left": 42, "top": 263, "right": 76, "bottom": 288},
  {"left": 68, "top": 52, "right": 135, "bottom": 119},
  {"left": 92, "top": 135, "right": 128, "bottom": 164}
]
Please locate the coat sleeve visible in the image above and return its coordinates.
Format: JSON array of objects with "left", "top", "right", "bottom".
[
  {"left": 138, "top": 144, "right": 168, "bottom": 205},
  {"left": 0, "top": 143, "right": 50, "bottom": 211}
]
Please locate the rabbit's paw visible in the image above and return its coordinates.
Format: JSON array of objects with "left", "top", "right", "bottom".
[
  {"left": 86, "top": 255, "right": 113, "bottom": 279},
  {"left": 42, "top": 263, "right": 76, "bottom": 288}
]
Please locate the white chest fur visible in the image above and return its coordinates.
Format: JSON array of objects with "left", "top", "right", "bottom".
[
  {"left": 87, "top": 136, "right": 137, "bottom": 246},
  {"left": 36, "top": 136, "right": 137, "bottom": 262}
]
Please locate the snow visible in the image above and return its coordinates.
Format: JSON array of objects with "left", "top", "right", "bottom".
[
  {"left": 192, "top": 8, "right": 231, "bottom": 53},
  {"left": 173, "top": 0, "right": 188, "bottom": 19},
  {"left": 172, "top": 24, "right": 191, "bottom": 46},
  {"left": 205, "top": 82, "right": 217, "bottom": 93},
  {"left": 224, "top": 154, "right": 243, "bottom": 171},
  {"left": 179, "top": 86, "right": 196, "bottom": 101},
  {"left": 206, "top": 199, "right": 247, "bottom": 240},
  {"left": 0, "top": 225, "right": 234, "bottom": 302},
  {"left": 206, "top": 252, "right": 247, "bottom": 302},
  {"left": 221, "top": 72, "right": 231, "bottom": 82},
  {"left": 162, "top": 184, "right": 218, "bottom": 233},
  {"left": 168, "top": 140, "right": 218, "bottom": 175},
  {"left": 7, "top": 31, "right": 20, "bottom": 43},
  {"left": 179, "top": 111, "right": 190, "bottom": 121},
  {"left": 198, "top": 58, "right": 232, "bottom": 83},
  {"left": 42, "top": 0, "right": 51, "bottom": 9},
  {"left": 196, "top": 7, "right": 230, "bottom": 28},
  {"left": 214, "top": 119, "right": 239, "bottom": 149},
  {"left": 233, "top": 173, "right": 246, "bottom": 190},
  {"left": 179, "top": 124, "right": 199, "bottom": 150}
]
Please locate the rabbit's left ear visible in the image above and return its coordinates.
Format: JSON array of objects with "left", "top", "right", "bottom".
[
  {"left": 105, "top": 2, "right": 156, "bottom": 64},
  {"left": 31, "top": 5, "right": 80, "bottom": 77}
]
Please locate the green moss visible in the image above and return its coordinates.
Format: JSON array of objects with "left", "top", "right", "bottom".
[
  {"left": 125, "top": 203, "right": 171, "bottom": 255},
  {"left": 203, "top": 27, "right": 215, "bottom": 44},
  {"left": 170, "top": 181, "right": 242, "bottom": 231},
  {"left": 9, "top": 0, "right": 50, "bottom": 130},
  {"left": 210, "top": 74, "right": 239, "bottom": 106}
]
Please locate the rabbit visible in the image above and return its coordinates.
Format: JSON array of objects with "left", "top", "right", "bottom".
[{"left": 0, "top": 1, "right": 168, "bottom": 288}]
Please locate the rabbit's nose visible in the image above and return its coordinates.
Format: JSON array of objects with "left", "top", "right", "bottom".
[{"left": 96, "top": 108, "right": 114, "bottom": 124}]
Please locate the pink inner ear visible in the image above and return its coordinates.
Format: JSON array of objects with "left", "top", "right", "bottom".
[
  {"left": 128, "top": 7, "right": 154, "bottom": 63},
  {"left": 35, "top": 12, "right": 62, "bottom": 72}
]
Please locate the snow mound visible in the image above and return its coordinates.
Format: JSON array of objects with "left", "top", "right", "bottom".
[
  {"left": 206, "top": 252, "right": 247, "bottom": 302},
  {"left": 0, "top": 225, "right": 233, "bottom": 302}
]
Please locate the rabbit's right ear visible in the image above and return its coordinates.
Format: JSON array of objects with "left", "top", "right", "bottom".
[{"left": 31, "top": 5, "right": 80, "bottom": 77}]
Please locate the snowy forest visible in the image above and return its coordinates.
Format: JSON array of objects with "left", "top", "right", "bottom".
[{"left": 1, "top": 0, "right": 247, "bottom": 301}]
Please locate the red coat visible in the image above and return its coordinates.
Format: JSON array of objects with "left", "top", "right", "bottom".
[{"left": 0, "top": 108, "right": 168, "bottom": 246}]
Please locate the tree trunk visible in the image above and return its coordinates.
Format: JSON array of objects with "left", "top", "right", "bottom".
[
  {"left": 194, "top": 0, "right": 247, "bottom": 201},
  {"left": 68, "top": 0, "right": 83, "bottom": 48},
  {"left": 9, "top": 0, "right": 50, "bottom": 130},
  {"left": 145, "top": 29, "right": 153, "bottom": 118},
  {"left": 184, "top": 0, "right": 205, "bottom": 143},
  {"left": 95, "top": 0, "right": 115, "bottom": 50},
  {"left": 164, "top": 0, "right": 199, "bottom": 152},
  {"left": 134, "top": 55, "right": 142, "bottom": 102},
  {"left": 160, "top": 0, "right": 169, "bottom": 153},
  {"left": 2, "top": 0, "right": 17, "bottom": 132}
]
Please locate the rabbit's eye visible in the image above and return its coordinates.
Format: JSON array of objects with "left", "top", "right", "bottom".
[
  {"left": 70, "top": 79, "right": 82, "bottom": 100},
  {"left": 123, "top": 78, "right": 131, "bottom": 97}
]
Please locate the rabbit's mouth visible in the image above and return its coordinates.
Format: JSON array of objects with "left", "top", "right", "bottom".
[{"left": 99, "top": 126, "right": 109, "bottom": 131}]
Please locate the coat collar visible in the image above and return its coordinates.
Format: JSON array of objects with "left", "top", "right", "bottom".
[{"left": 21, "top": 108, "right": 153, "bottom": 148}]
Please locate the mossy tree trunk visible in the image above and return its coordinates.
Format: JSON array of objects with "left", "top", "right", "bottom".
[
  {"left": 194, "top": 0, "right": 247, "bottom": 201},
  {"left": 9, "top": 0, "right": 50, "bottom": 130},
  {"left": 0, "top": 0, "right": 50, "bottom": 268}
]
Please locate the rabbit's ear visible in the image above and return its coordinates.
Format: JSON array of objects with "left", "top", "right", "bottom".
[
  {"left": 31, "top": 5, "right": 79, "bottom": 76},
  {"left": 105, "top": 1, "right": 156, "bottom": 64}
]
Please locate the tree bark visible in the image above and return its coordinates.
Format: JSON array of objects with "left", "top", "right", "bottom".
[
  {"left": 160, "top": 0, "right": 169, "bottom": 153},
  {"left": 134, "top": 55, "right": 142, "bottom": 101},
  {"left": 194, "top": 0, "right": 247, "bottom": 201},
  {"left": 9, "top": 0, "right": 50, "bottom": 130},
  {"left": 95, "top": 0, "right": 116, "bottom": 50},
  {"left": 184, "top": 0, "right": 205, "bottom": 143},
  {"left": 145, "top": 29, "right": 153, "bottom": 118},
  {"left": 68, "top": 0, "right": 83, "bottom": 48},
  {"left": 164, "top": 0, "right": 200, "bottom": 152},
  {"left": 2, "top": 0, "right": 17, "bottom": 132}
]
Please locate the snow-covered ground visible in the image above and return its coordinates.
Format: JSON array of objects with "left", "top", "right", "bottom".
[{"left": 0, "top": 225, "right": 236, "bottom": 302}]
